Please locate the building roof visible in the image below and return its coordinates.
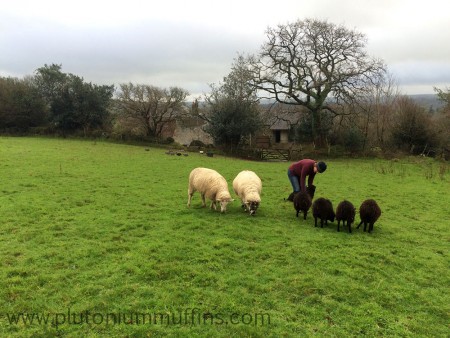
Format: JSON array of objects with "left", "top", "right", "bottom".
[{"left": 270, "top": 120, "right": 290, "bottom": 130}]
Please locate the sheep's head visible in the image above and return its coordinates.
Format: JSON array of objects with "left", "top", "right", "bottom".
[
  {"left": 246, "top": 201, "right": 260, "bottom": 216},
  {"left": 286, "top": 192, "right": 295, "bottom": 202},
  {"left": 329, "top": 210, "right": 336, "bottom": 222},
  {"left": 216, "top": 191, "right": 233, "bottom": 213},
  {"left": 217, "top": 197, "right": 233, "bottom": 213},
  {"left": 348, "top": 208, "right": 356, "bottom": 224},
  {"left": 307, "top": 185, "right": 316, "bottom": 199}
]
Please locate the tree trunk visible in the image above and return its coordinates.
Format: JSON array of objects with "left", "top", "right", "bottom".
[{"left": 312, "top": 108, "right": 326, "bottom": 148}]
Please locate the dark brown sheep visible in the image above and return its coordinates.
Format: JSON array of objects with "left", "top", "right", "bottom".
[
  {"left": 287, "top": 184, "right": 315, "bottom": 202},
  {"left": 293, "top": 185, "right": 316, "bottom": 220},
  {"left": 356, "top": 199, "right": 381, "bottom": 233},
  {"left": 312, "top": 197, "right": 335, "bottom": 228},
  {"left": 336, "top": 200, "right": 356, "bottom": 233}
]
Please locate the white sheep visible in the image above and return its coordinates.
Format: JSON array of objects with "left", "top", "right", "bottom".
[
  {"left": 187, "top": 167, "right": 233, "bottom": 213},
  {"left": 232, "top": 170, "right": 262, "bottom": 216}
]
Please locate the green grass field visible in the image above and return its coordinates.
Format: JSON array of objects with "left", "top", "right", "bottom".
[{"left": 0, "top": 137, "right": 448, "bottom": 337}]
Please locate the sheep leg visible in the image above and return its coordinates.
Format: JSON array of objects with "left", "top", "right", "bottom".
[
  {"left": 296, "top": 210, "right": 299, "bottom": 217},
  {"left": 348, "top": 222, "right": 352, "bottom": 234},
  {"left": 337, "top": 220, "right": 341, "bottom": 232},
  {"left": 303, "top": 211, "right": 307, "bottom": 220},
  {"left": 363, "top": 222, "right": 368, "bottom": 232},
  {"left": 187, "top": 191, "right": 193, "bottom": 207},
  {"left": 314, "top": 217, "right": 318, "bottom": 227},
  {"left": 201, "top": 194, "right": 206, "bottom": 207},
  {"left": 321, "top": 219, "right": 324, "bottom": 228},
  {"left": 369, "top": 223, "right": 374, "bottom": 233},
  {"left": 356, "top": 221, "right": 363, "bottom": 229}
]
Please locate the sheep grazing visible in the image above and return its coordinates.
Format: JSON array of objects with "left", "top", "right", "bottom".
[
  {"left": 293, "top": 185, "right": 316, "bottom": 220},
  {"left": 312, "top": 197, "right": 335, "bottom": 228},
  {"left": 187, "top": 167, "right": 233, "bottom": 213},
  {"left": 356, "top": 199, "right": 381, "bottom": 233},
  {"left": 232, "top": 170, "right": 262, "bottom": 216},
  {"left": 335, "top": 200, "right": 356, "bottom": 233}
]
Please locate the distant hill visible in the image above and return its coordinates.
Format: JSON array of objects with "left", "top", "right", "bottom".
[
  {"left": 408, "top": 94, "right": 444, "bottom": 112},
  {"left": 192, "top": 94, "right": 446, "bottom": 112},
  {"left": 261, "top": 94, "right": 444, "bottom": 109}
]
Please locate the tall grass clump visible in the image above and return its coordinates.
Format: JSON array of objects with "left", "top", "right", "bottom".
[{"left": 0, "top": 137, "right": 448, "bottom": 337}]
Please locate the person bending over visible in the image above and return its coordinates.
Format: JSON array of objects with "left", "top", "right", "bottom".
[{"left": 288, "top": 159, "right": 327, "bottom": 193}]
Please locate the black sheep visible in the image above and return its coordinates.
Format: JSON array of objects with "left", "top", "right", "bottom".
[
  {"left": 356, "top": 199, "right": 381, "bottom": 233},
  {"left": 286, "top": 192, "right": 295, "bottom": 202},
  {"left": 293, "top": 185, "right": 316, "bottom": 220},
  {"left": 287, "top": 184, "right": 315, "bottom": 202},
  {"left": 312, "top": 197, "right": 335, "bottom": 228},
  {"left": 336, "top": 200, "right": 356, "bottom": 233}
]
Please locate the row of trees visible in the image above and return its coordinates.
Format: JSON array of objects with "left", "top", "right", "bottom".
[
  {"left": 0, "top": 64, "right": 114, "bottom": 135},
  {"left": 1, "top": 18, "right": 449, "bottom": 156},
  {"left": 0, "top": 64, "right": 189, "bottom": 139}
]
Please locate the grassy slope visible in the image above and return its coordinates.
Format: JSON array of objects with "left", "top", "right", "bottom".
[{"left": 0, "top": 137, "right": 448, "bottom": 337}]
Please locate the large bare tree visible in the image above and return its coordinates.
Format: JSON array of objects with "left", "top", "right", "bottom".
[
  {"left": 249, "top": 18, "right": 386, "bottom": 146},
  {"left": 116, "top": 83, "right": 189, "bottom": 138}
]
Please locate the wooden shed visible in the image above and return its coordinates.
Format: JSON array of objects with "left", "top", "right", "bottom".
[{"left": 270, "top": 120, "right": 290, "bottom": 144}]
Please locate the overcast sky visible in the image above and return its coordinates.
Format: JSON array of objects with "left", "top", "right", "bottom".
[{"left": 1, "top": 0, "right": 449, "bottom": 98}]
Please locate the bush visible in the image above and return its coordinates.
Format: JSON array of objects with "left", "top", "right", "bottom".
[
  {"left": 343, "top": 127, "right": 365, "bottom": 153},
  {"left": 390, "top": 96, "right": 438, "bottom": 154}
]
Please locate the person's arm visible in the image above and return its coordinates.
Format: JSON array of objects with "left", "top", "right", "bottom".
[
  {"left": 308, "top": 173, "right": 315, "bottom": 187},
  {"left": 300, "top": 167, "right": 308, "bottom": 192}
]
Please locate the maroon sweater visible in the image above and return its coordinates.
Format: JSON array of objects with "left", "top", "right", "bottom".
[{"left": 289, "top": 159, "right": 316, "bottom": 192}]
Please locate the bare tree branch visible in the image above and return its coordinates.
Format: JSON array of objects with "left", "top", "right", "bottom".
[
  {"left": 116, "top": 83, "right": 189, "bottom": 138},
  {"left": 249, "top": 18, "right": 386, "bottom": 146}
]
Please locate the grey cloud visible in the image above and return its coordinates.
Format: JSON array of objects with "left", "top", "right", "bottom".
[
  {"left": 1, "top": 17, "right": 259, "bottom": 96},
  {"left": 1, "top": 0, "right": 449, "bottom": 96}
]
